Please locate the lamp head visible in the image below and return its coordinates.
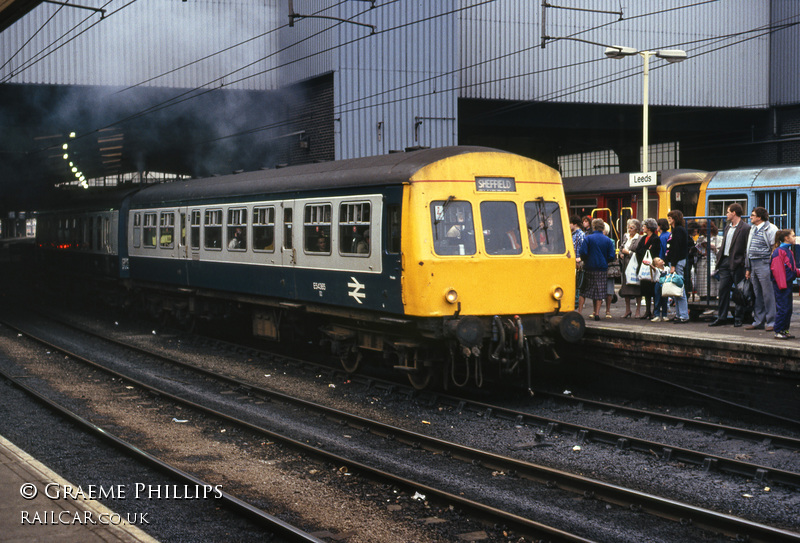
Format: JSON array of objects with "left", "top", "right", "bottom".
[
  {"left": 604, "top": 45, "right": 638, "bottom": 59},
  {"left": 655, "top": 49, "right": 688, "bottom": 63}
]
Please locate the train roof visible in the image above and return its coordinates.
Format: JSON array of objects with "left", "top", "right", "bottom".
[
  {"left": 562, "top": 169, "right": 707, "bottom": 194},
  {"left": 129, "top": 146, "right": 512, "bottom": 207},
  {"left": 705, "top": 166, "right": 800, "bottom": 190}
]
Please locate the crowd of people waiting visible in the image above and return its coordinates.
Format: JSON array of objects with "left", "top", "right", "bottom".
[{"left": 570, "top": 204, "right": 800, "bottom": 340}]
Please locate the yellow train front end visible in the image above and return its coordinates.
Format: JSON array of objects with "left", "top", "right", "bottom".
[{"left": 401, "top": 150, "right": 584, "bottom": 388}]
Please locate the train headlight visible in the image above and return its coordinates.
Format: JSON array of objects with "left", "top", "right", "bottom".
[
  {"left": 445, "top": 289, "right": 459, "bottom": 304},
  {"left": 552, "top": 286, "right": 564, "bottom": 301}
]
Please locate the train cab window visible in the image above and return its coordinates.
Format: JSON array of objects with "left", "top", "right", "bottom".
[
  {"left": 283, "top": 208, "right": 293, "bottom": 250},
  {"left": 430, "top": 200, "right": 476, "bottom": 256},
  {"left": 339, "top": 202, "right": 371, "bottom": 256},
  {"left": 143, "top": 213, "right": 157, "bottom": 248},
  {"left": 253, "top": 207, "right": 275, "bottom": 252},
  {"left": 190, "top": 211, "right": 200, "bottom": 250},
  {"left": 204, "top": 209, "right": 223, "bottom": 249},
  {"left": 480, "top": 201, "right": 522, "bottom": 255},
  {"left": 304, "top": 204, "right": 332, "bottom": 254},
  {"left": 133, "top": 213, "right": 141, "bottom": 248},
  {"left": 159, "top": 212, "right": 175, "bottom": 248},
  {"left": 525, "top": 201, "right": 566, "bottom": 254},
  {"left": 227, "top": 208, "right": 247, "bottom": 251},
  {"left": 387, "top": 205, "right": 401, "bottom": 254}
]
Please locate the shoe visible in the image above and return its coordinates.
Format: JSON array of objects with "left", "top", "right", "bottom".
[
  {"left": 708, "top": 319, "right": 725, "bottom": 327},
  {"left": 639, "top": 313, "right": 652, "bottom": 320},
  {"left": 673, "top": 318, "right": 690, "bottom": 324},
  {"left": 588, "top": 314, "right": 596, "bottom": 320},
  {"left": 734, "top": 321, "right": 742, "bottom": 327},
  {"left": 651, "top": 315, "right": 662, "bottom": 322},
  {"left": 605, "top": 314, "right": 612, "bottom": 319},
  {"left": 744, "top": 324, "right": 764, "bottom": 330},
  {"left": 765, "top": 326, "right": 774, "bottom": 332},
  {"left": 775, "top": 331, "right": 793, "bottom": 340},
  {"left": 594, "top": 314, "right": 600, "bottom": 321},
  {"left": 623, "top": 313, "right": 632, "bottom": 318}
]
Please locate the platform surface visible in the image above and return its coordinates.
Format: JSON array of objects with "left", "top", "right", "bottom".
[{"left": 0, "top": 435, "right": 159, "bottom": 543}]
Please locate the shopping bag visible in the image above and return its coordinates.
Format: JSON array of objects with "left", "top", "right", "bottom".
[
  {"left": 625, "top": 253, "right": 640, "bottom": 285},
  {"left": 661, "top": 273, "right": 684, "bottom": 298},
  {"left": 637, "top": 250, "right": 654, "bottom": 281}
]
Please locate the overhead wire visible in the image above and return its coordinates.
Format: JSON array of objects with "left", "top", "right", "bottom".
[{"left": 0, "top": 0, "right": 133, "bottom": 84}]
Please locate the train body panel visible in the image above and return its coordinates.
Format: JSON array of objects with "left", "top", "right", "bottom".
[
  {"left": 701, "top": 167, "right": 800, "bottom": 230},
  {"left": 402, "top": 151, "right": 574, "bottom": 317}
]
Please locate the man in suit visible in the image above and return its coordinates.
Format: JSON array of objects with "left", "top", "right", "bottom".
[{"left": 709, "top": 203, "right": 751, "bottom": 327}]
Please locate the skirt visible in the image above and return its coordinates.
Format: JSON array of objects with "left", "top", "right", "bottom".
[
  {"left": 619, "top": 254, "right": 641, "bottom": 298},
  {"left": 582, "top": 269, "right": 608, "bottom": 301}
]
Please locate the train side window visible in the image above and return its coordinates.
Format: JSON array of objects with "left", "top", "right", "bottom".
[
  {"left": 253, "top": 207, "right": 275, "bottom": 252},
  {"left": 525, "top": 201, "right": 566, "bottom": 255},
  {"left": 190, "top": 210, "right": 200, "bottom": 250},
  {"left": 708, "top": 196, "right": 747, "bottom": 230},
  {"left": 339, "top": 202, "right": 371, "bottom": 256},
  {"left": 227, "top": 208, "right": 247, "bottom": 251},
  {"left": 481, "top": 202, "right": 522, "bottom": 255},
  {"left": 430, "top": 200, "right": 476, "bottom": 256},
  {"left": 304, "top": 203, "right": 331, "bottom": 254},
  {"left": 159, "top": 211, "right": 175, "bottom": 248},
  {"left": 204, "top": 209, "right": 223, "bottom": 249},
  {"left": 283, "top": 208, "right": 293, "bottom": 249},
  {"left": 387, "top": 205, "right": 401, "bottom": 254},
  {"left": 133, "top": 213, "right": 141, "bottom": 248},
  {"left": 143, "top": 212, "right": 157, "bottom": 248}
]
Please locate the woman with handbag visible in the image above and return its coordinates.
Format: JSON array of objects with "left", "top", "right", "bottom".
[
  {"left": 635, "top": 218, "right": 662, "bottom": 320},
  {"left": 618, "top": 219, "right": 642, "bottom": 317},
  {"left": 665, "top": 210, "right": 690, "bottom": 323}
]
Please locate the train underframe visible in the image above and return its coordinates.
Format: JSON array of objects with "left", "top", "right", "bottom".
[{"left": 91, "top": 279, "right": 585, "bottom": 390}]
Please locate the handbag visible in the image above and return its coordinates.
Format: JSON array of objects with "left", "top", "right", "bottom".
[
  {"left": 661, "top": 273, "right": 684, "bottom": 298},
  {"left": 624, "top": 253, "right": 640, "bottom": 285},
  {"left": 637, "top": 250, "right": 654, "bottom": 281},
  {"left": 576, "top": 268, "right": 586, "bottom": 290}
]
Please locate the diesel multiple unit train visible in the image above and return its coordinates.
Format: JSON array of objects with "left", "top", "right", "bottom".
[{"left": 35, "top": 147, "right": 585, "bottom": 390}]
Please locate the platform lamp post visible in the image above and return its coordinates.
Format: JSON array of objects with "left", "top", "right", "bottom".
[{"left": 604, "top": 46, "right": 687, "bottom": 219}]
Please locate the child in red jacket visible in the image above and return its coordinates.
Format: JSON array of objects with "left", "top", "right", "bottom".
[{"left": 770, "top": 229, "right": 799, "bottom": 339}]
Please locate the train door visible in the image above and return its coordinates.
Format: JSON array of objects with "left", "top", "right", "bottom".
[
  {"left": 279, "top": 202, "right": 297, "bottom": 298},
  {"left": 604, "top": 196, "right": 632, "bottom": 241}
]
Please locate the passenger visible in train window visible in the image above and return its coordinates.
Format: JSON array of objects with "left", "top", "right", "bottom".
[
  {"left": 228, "top": 227, "right": 244, "bottom": 250},
  {"left": 745, "top": 207, "right": 778, "bottom": 331},
  {"left": 356, "top": 229, "right": 370, "bottom": 254},
  {"left": 770, "top": 229, "right": 799, "bottom": 339},
  {"left": 316, "top": 235, "right": 328, "bottom": 252}
]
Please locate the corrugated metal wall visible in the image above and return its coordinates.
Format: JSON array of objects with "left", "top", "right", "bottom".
[
  {"left": 771, "top": 0, "right": 800, "bottom": 106},
  {"left": 0, "top": 0, "right": 280, "bottom": 89},
  {"left": 3, "top": 1, "right": 799, "bottom": 159},
  {"left": 460, "top": 0, "right": 774, "bottom": 109}
]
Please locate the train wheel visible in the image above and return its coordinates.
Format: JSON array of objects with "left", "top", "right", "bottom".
[{"left": 340, "top": 344, "right": 362, "bottom": 374}]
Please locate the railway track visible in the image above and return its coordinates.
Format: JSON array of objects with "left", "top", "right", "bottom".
[{"left": 3, "top": 311, "right": 799, "bottom": 542}]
